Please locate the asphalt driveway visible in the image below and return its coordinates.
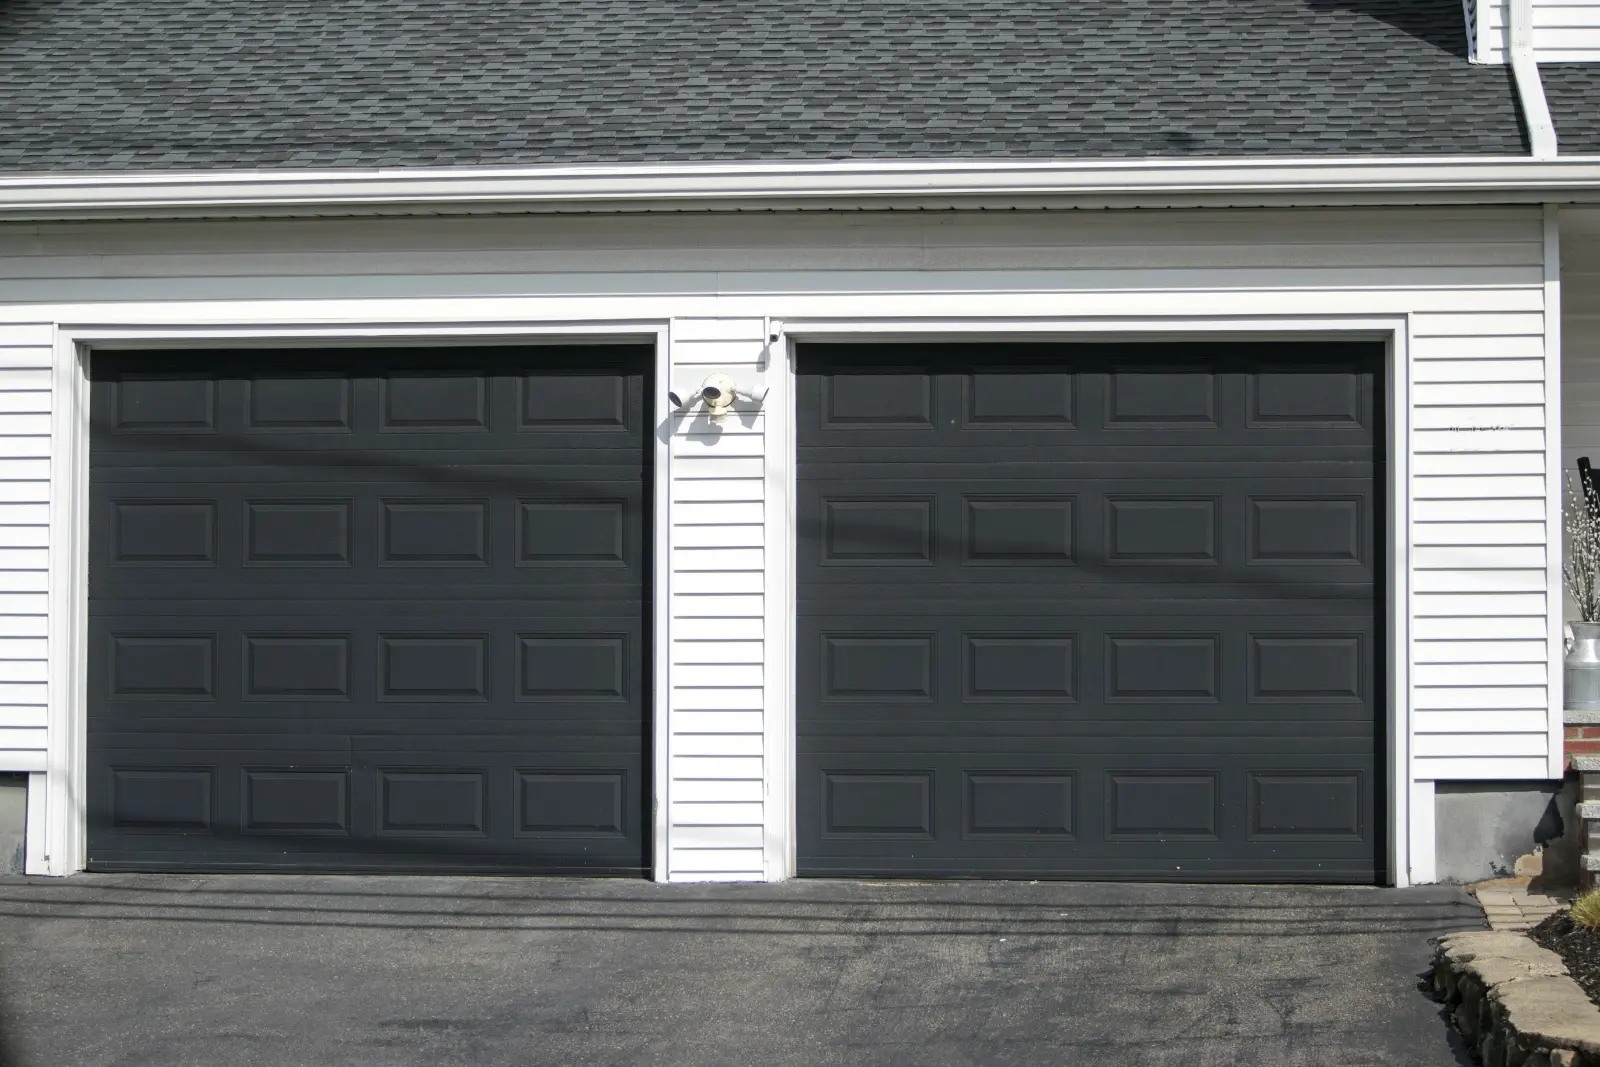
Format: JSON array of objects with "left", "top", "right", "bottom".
[{"left": 0, "top": 875, "right": 1481, "bottom": 1066}]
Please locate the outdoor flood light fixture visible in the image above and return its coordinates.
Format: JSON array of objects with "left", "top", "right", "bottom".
[{"left": 668, "top": 372, "right": 769, "bottom": 425}]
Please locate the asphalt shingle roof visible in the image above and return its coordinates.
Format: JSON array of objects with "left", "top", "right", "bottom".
[
  {"left": 1543, "top": 65, "right": 1600, "bottom": 155},
  {"left": 0, "top": 0, "right": 1528, "bottom": 172}
]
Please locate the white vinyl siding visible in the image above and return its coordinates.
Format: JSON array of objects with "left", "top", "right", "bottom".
[
  {"left": 1411, "top": 309, "right": 1553, "bottom": 781},
  {"left": 0, "top": 204, "right": 1555, "bottom": 878},
  {"left": 668, "top": 318, "right": 770, "bottom": 880},
  {"left": 0, "top": 324, "right": 51, "bottom": 773},
  {"left": 1472, "top": 0, "right": 1600, "bottom": 63}
]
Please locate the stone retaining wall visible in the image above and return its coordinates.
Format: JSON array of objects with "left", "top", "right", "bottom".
[{"left": 1434, "top": 931, "right": 1600, "bottom": 1065}]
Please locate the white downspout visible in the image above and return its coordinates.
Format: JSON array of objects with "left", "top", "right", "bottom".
[{"left": 1509, "top": 0, "right": 1559, "bottom": 157}]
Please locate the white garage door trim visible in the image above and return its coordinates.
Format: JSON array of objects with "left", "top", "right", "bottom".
[
  {"left": 37, "top": 321, "right": 673, "bottom": 879},
  {"left": 773, "top": 314, "right": 1415, "bottom": 885}
]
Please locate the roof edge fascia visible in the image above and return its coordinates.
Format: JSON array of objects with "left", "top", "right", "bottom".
[{"left": 7, "top": 155, "right": 1600, "bottom": 219}]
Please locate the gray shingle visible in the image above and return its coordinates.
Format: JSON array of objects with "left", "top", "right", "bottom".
[
  {"left": 1543, "top": 65, "right": 1600, "bottom": 155},
  {"left": 0, "top": 0, "right": 1526, "bottom": 172}
]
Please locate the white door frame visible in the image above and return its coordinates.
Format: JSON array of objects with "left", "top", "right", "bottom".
[
  {"left": 771, "top": 315, "right": 1414, "bottom": 886},
  {"left": 35, "top": 320, "right": 674, "bottom": 879}
]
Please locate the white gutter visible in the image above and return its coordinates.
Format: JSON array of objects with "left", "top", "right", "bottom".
[
  {"left": 6, "top": 156, "right": 1600, "bottom": 219},
  {"left": 1509, "top": 0, "right": 1559, "bottom": 158}
]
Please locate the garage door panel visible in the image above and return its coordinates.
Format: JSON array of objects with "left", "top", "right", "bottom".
[
  {"left": 88, "top": 347, "right": 651, "bottom": 874},
  {"left": 800, "top": 485, "right": 1374, "bottom": 578},
  {"left": 798, "top": 342, "right": 1382, "bottom": 882},
  {"left": 798, "top": 753, "right": 1375, "bottom": 879}
]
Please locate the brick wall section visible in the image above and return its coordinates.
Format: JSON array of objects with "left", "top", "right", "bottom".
[{"left": 1565, "top": 726, "right": 1600, "bottom": 766}]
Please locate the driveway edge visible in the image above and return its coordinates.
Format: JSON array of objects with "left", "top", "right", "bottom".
[{"left": 1434, "top": 930, "right": 1600, "bottom": 1066}]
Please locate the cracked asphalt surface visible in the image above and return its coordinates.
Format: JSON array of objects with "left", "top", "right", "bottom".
[{"left": 0, "top": 875, "right": 1482, "bottom": 1066}]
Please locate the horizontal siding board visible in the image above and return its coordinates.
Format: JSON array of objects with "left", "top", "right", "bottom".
[
  {"left": 1412, "top": 406, "right": 1543, "bottom": 430},
  {"left": 668, "top": 848, "right": 765, "bottom": 875},
  {"left": 670, "top": 779, "right": 765, "bottom": 803},
  {"left": 1415, "top": 616, "right": 1550, "bottom": 640},
  {"left": 671, "top": 825, "right": 765, "bottom": 850},
  {"left": 1413, "top": 686, "right": 1547, "bottom": 710},
  {"left": 1413, "top": 523, "right": 1544, "bottom": 546},
  {"left": 0, "top": 661, "right": 46, "bottom": 683},
  {"left": 671, "top": 664, "right": 764, "bottom": 689},
  {"left": 1413, "top": 709, "right": 1550, "bottom": 733},
  {"left": 674, "top": 501, "right": 764, "bottom": 526},
  {"left": 1412, "top": 475, "right": 1544, "bottom": 500},
  {"left": 674, "top": 547, "right": 764, "bottom": 571},
  {"left": 672, "top": 756, "right": 764, "bottom": 780},
  {"left": 1412, "top": 453, "right": 1543, "bottom": 476},
  {"left": 670, "top": 802, "right": 765, "bottom": 825},
  {"left": 1414, "top": 756, "right": 1552, "bottom": 779},
  {"left": 672, "top": 524, "right": 764, "bottom": 548},
  {"left": 672, "top": 640, "right": 764, "bottom": 665},
  {"left": 1413, "top": 733, "right": 1550, "bottom": 758},
  {"left": 671, "top": 733, "right": 765, "bottom": 756},
  {"left": 0, "top": 703, "right": 46, "bottom": 725},
  {"left": 1413, "top": 428, "right": 1544, "bottom": 453},
  {"left": 674, "top": 570, "right": 764, "bottom": 595},
  {"left": 672, "top": 594, "right": 764, "bottom": 618},
  {"left": 1413, "top": 662, "right": 1547, "bottom": 687},
  {"left": 671, "top": 434, "right": 765, "bottom": 459},
  {"left": 0, "top": 326, "right": 52, "bottom": 348},
  {"left": 673, "top": 456, "right": 767, "bottom": 480},
  {"left": 0, "top": 744, "right": 46, "bottom": 772},
  {"left": 671, "top": 686, "right": 766, "bottom": 711},
  {"left": 0, "top": 350, "right": 53, "bottom": 371},
  {"left": 1412, "top": 312, "right": 1546, "bottom": 337},
  {"left": 672, "top": 618, "right": 764, "bottom": 641},
  {"left": 0, "top": 393, "right": 51, "bottom": 417},
  {"left": 1410, "top": 335, "right": 1546, "bottom": 360},
  {"left": 1412, "top": 593, "right": 1545, "bottom": 617},
  {"left": 1414, "top": 359, "right": 1545, "bottom": 384},
  {"left": 672, "top": 709, "right": 764, "bottom": 733},
  {"left": 1413, "top": 639, "right": 1548, "bottom": 664},
  {"left": 1411, "top": 569, "right": 1547, "bottom": 593},
  {"left": 1414, "top": 382, "right": 1544, "bottom": 406},
  {"left": 673, "top": 479, "right": 765, "bottom": 503},
  {"left": 1413, "top": 497, "right": 1547, "bottom": 522},
  {"left": 1412, "top": 545, "right": 1546, "bottom": 569},
  {"left": 0, "top": 573, "right": 47, "bottom": 595}
]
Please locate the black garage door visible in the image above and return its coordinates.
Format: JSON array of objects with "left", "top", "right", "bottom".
[
  {"left": 88, "top": 347, "right": 651, "bottom": 873},
  {"left": 797, "top": 343, "right": 1383, "bottom": 882}
]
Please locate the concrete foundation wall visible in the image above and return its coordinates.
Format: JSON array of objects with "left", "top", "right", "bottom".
[
  {"left": 1435, "top": 781, "right": 1566, "bottom": 884},
  {"left": 0, "top": 775, "right": 23, "bottom": 874}
]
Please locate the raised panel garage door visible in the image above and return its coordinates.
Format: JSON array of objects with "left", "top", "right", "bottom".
[
  {"left": 796, "top": 343, "right": 1383, "bottom": 882},
  {"left": 88, "top": 347, "right": 651, "bottom": 873}
]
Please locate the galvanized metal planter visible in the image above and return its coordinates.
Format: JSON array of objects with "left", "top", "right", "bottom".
[{"left": 1567, "top": 621, "right": 1600, "bottom": 712}]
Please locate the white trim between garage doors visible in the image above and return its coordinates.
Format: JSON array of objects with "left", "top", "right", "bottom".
[{"left": 37, "top": 312, "right": 1416, "bottom": 885}]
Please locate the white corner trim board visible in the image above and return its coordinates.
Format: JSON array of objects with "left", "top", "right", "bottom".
[
  {"left": 5, "top": 156, "right": 1600, "bottom": 218},
  {"left": 1545, "top": 205, "right": 1565, "bottom": 777}
]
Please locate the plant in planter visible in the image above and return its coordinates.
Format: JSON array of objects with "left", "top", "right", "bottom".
[{"left": 1566, "top": 463, "right": 1600, "bottom": 711}]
